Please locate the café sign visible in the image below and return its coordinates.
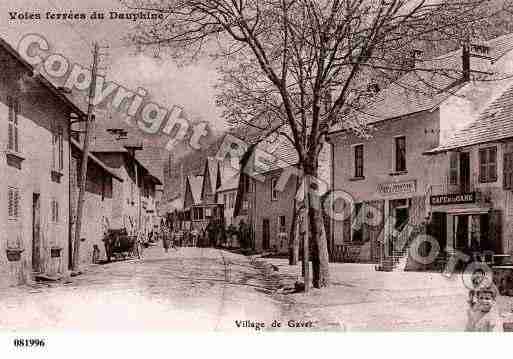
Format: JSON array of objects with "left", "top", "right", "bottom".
[
  {"left": 430, "top": 192, "right": 476, "bottom": 206},
  {"left": 377, "top": 180, "right": 416, "bottom": 195}
]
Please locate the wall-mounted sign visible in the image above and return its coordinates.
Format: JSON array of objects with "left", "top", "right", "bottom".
[
  {"left": 377, "top": 180, "right": 416, "bottom": 195},
  {"left": 430, "top": 192, "right": 476, "bottom": 206}
]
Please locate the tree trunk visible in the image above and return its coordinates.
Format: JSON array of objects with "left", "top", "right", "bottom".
[
  {"left": 304, "top": 162, "right": 330, "bottom": 288},
  {"left": 289, "top": 175, "right": 300, "bottom": 265}
]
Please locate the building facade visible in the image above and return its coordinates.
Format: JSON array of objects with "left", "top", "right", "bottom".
[
  {"left": 0, "top": 38, "right": 84, "bottom": 286},
  {"left": 328, "top": 34, "right": 513, "bottom": 269}
]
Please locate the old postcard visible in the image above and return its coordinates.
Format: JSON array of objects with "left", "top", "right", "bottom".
[{"left": 2, "top": 0, "right": 513, "bottom": 353}]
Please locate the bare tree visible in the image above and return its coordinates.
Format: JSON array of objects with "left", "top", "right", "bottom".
[{"left": 124, "top": 0, "right": 512, "bottom": 288}]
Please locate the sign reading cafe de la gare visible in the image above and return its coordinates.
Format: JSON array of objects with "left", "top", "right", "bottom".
[
  {"left": 377, "top": 180, "right": 417, "bottom": 195},
  {"left": 430, "top": 192, "right": 476, "bottom": 206}
]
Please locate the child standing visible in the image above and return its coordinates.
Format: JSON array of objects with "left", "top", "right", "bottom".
[{"left": 465, "top": 283, "right": 503, "bottom": 332}]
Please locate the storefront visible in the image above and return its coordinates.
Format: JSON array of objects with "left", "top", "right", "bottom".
[{"left": 428, "top": 192, "right": 501, "bottom": 259}]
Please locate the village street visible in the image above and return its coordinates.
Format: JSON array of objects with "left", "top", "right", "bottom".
[{"left": 1, "top": 245, "right": 513, "bottom": 332}]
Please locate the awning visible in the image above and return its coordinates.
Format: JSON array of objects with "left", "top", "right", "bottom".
[{"left": 433, "top": 206, "right": 491, "bottom": 215}]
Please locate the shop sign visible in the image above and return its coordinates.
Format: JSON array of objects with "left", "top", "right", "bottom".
[
  {"left": 377, "top": 180, "right": 416, "bottom": 195},
  {"left": 430, "top": 192, "right": 476, "bottom": 205}
]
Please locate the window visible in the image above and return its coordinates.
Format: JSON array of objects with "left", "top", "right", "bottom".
[
  {"left": 227, "top": 193, "right": 235, "bottom": 209},
  {"left": 449, "top": 152, "right": 458, "bottom": 185},
  {"left": 52, "top": 125, "right": 64, "bottom": 171},
  {"left": 7, "top": 96, "right": 20, "bottom": 152},
  {"left": 279, "top": 215, "right": 286, "bottom": 233},
  {"left": 242, "top": 199, "right": 248, "bottom": 210},
  {"left": 223, "top": 194, "right": 228, "bottom": 205},
  {"left": 479, "top": 147, "right": 497, "bottom": 183},
  {"left": 354, "top": 144, "right": 364, "bottom": 178},
  {"left": 51, "top": 199, "right": 59, "bottom": 222},
  {"left": 395, "top": 136, "right": 406, "bottom": 172},
  {"left": 504, "top": 152, "right": 513, "bottom": 190},
  {"left": 7, "top": 187, "right": 20, "bottom": 220},
  {"left": 271, "top": 178, "right": 278, "bottom": 201}
]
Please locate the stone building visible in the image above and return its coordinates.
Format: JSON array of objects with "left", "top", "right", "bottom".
[{"left": 0, "top": 37, "right": 83, "bottom": 286}]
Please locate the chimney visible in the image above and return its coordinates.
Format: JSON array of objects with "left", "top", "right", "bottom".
[
  {"left": 411, "top": 49, "right": 423, "bottom": 69},
  {"left": 462, "top": 42, "right": 492, "bottom": 82}
]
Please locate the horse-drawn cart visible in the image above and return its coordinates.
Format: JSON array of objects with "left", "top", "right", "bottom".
[{"left": 103, "top": 229, "right": 137, "bottom": 262}]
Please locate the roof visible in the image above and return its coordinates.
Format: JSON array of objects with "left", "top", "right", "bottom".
[
  {"left": 70, "top": 138, "right": 124, "bottom": 182},
  {"left": 426, "top": 83, "right": 513, "bottom": 153},
  {"left": 217, "top": 173, "right": 240, "bottom": 193},
  {"left": 329, "top": 33, "right": 513, "bottom": 133},
  {"left": 243, "top": 134, "right": 298, "bottom": 176},
  {"left": 0, "top": 37, "right": 86, "bottom": 118},
  {"left": 207, "top": 157, "right": 220, "bottom": 194},
  {"left": 89, "top": 114, "right": 163, "bottom": 185},
  {"left": 187, "top": 175, "right": 203, "bottom": 204}
]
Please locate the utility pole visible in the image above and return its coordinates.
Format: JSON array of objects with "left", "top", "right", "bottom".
[
  {"left": 303, "top": 175, "right": 310, "bottom": 293},
  {"left": 72, "top": 42, "right": 100, "bottom": 272}
]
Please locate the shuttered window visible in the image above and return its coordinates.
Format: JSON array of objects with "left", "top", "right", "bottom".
[
  {"left": 449, "top": 152, "right": 458, "bottom": 185},
  {"left": 7, "top": 96, "right": 20, "bottom": 152},
  {"left": 354, "top": 144, "right": 364, "bottom": 178},
  {"left": 479, "top": 147, "right": 497, "bottom": 183},
  {"left": 271, "top": 178, "right": 278, "bottom": 201},
  {"left": 51, "top": 199, "right": 59, "bottom": 222},
  {"left": 8, "top": 187, "right": 20, "bottom": 220},
  {"left": 52, "top": 126, "right": 64, "bottom": 170},
  {"left": 504, "top": 152, "right": 513, "bottom": 190}
]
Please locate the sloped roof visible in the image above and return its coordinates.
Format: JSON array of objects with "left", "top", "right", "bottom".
[
  {"left": 426, "top": 83, "right": 513, "bottom": 153},
  {"left": 245, "top": 135, "right": 298, "bottom": 175},
  {"left": 329, "top": 33, "right": 513, "bottom": 132},
  {"left": 217, "top": 173, "right": 240, "bottom": 193},
  {"left": 0, "top": 37, "right": 86, "bottom": 118},
  {"left": 70, "top": 138, "right": 123, "bottom": 182},
  {"left": 206, "top": 157, "right": 220, "bottom": 194},
  {"left": 187, "top": 175, "right": 203, "bottom": 204}
]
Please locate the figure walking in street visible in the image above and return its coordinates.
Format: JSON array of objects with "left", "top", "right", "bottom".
[
  {"left": 136, "top": 229, "right": 145, "bottom": 260},
  {"left": 163, "top": 225, "right": 171, "bottom": 253}
]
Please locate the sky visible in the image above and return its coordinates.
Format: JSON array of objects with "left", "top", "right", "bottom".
[{"left": 0, "top": 0, "right": 226, "bottom": 134}]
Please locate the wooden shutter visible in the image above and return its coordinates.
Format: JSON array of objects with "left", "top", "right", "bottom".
[
  {"left": 14, "top": 189, "right": 19, "bottom": 218},
  {"left": 479, "top": 149, "right": 486, "bottom": 182},
  {"left": 8, "top": 188, "right": 14, "bottom": 217},
  {"left": 504, "top": 153, "right": 513, "bottom": 190},
  {"left": 449, "top": 152, "right": 458, "bottom": 185},
  {"left": 489, "top": 147, "right": 497, "bottom": 181}
]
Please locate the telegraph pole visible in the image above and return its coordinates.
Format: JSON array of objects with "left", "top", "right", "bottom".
[{"left": 72, "top": 42, "right": 100, "bottom": 272}]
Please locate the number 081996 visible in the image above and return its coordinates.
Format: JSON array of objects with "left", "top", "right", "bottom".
[{"left": 13, "top": 338, "right": 46, "bottom": 348}]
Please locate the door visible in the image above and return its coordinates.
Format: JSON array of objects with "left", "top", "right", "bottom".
[
  {"left": 32, "top": 193, "right": 41, "bottom": 272},
  {"left": 460, "top": 152, "right": 471, "bottom": 192},
  {"left": 262, "top": 218, "right": 270, "bottom": 250}
]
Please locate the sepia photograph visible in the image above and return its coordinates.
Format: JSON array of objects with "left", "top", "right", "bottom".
[{"left": 2, "top": 0, "right": 513, "bottom": 355}]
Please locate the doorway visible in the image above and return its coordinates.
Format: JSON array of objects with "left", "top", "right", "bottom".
[
  {"left": 262, "top": 218, "right": 270, "bottom": 250},
  {"left": 32, "top": 193, "right": 41, "bottom": 273},
  {"left": 460, "top": 152, "right": 471, "bottom": 192}
]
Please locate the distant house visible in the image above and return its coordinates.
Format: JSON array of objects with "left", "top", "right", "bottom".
[
  {"left": 89, "top": 122, "right": 163, "bottom": 236},
  {"left": 200, "top": 157, "right": 221, "bottom": 204},
  {"left": 217, "top": 173, "right": 239, "bottom": 226},
  {"left": 0, "top": 37, "right": 85, "bottom": 286},
  {"left": 234, "top": 136, "right": 331, "bottom": 254}
]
